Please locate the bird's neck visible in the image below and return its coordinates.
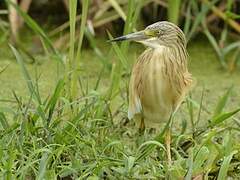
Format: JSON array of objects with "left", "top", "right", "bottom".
[{"left": 148, "top": 44, "right": 188, "bottom": 72}]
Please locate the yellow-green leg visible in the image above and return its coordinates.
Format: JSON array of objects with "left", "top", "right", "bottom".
[
  {"left": 136, "top": 116, "right": 145, "bottom": 146},
  {"left": 165, "top": 112, "right": 174, "bottom": 166},
  {"left": 139, "top": 116, "right": 145, "bottom": 134},
  {"left": 165, "top": 127, "right": 172, "bottom": 166}
]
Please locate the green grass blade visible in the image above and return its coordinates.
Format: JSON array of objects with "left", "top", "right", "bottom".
[
  {"left": 195, "top": 87, "right": 205, "bottom": 128},
  {"left": 203, "top": 29, "right": 220, "bottom": 57},
  {"left": 107, "top": 63, "right": 121, "bottom": 100},
  {"left": 219, "top": 25, "right": 228, "bottom": 47},
  {"left": 193, "top": 146, "right": 209, "bottom": 174},
  {"left": 136, "top": 140, "right": 165, "bottom": 162},
  {"left": 37, "top": 152, "right": 49, "bottom": 180},
  {"left": 222, "top": 41, "right": 240, "bottom": 55},
  {"left": 107, "top": 32, "right": 128, "bottom": 70},
  {"left": 203, "top": 27, "right": 226, "bottom": 68},
  {"left": 9, "top": 45, "right": 42, "bottom": 104},
  {"left": 188, "top": 0, "right": 219, "bottom": 41},
  {"left": 131, "top": 0, "right": 143, "bottom": 29},
  {"left": 94, "top": 67, "right": 104, "bottom": 91},
  {"left": 37, "top": 105, "right": 47, "bottom": 123},
  {"left": 183, "top": 1, "right": 192, "bottom": 38},
  {"left": 210, "top": 108, "right": 240, "bottom": 127},
  {"left": 217, "top": 150, "right": 237, "bottom": 180},
  {"left": 71, "top": 0, "right": 89, "bottom": 99},
  {"left": 0, "top": 112, "right": 9, "bottom": 130},
  {"left": 68, "top": 0, "right": 77, "bottom": 69},
  {"left": 213, "top": 86, "right": 233, "bottom": 118},
  {"left": 168, "top": 0, "right": 181, "bottom": 25},
  {"left": 85, "top": 29, "right": 110, "bottom": 69},
  {"left": 187, "top": 1, "right": 209, "bottom": 41},
  {"left": 76, "top": 0, "right": 89, "bottom": 60},
  {"left": 45, "top": 79, "right": 65, "bottom": 124},
  {"left": 67, "top": 0, "right": 78, "bottom": 101},
  {"left": 0, "top": 63, "right": 9, "bottom": 75},
  {"left": 185, "top": 148, "right": 194, "bottom": 180},
  {"left": 120, "top": 0, "right": 135, "bottom": 53},
  {"left": 187, "top": 93, "right": 195, "bottom": 134}
]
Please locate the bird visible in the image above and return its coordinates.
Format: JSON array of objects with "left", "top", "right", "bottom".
[{"left": 110, "top": 21, "right": 193, "bottom": 164}]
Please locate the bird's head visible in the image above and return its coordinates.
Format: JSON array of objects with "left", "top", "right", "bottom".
[{"left": 109, "top": 21, "right": 186, "bottom": 49}]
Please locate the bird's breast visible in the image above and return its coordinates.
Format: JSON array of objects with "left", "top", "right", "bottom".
[
  {"left": 140, "top": 47, "right": 188, "bottom": 124},
  {"left": 128, "top": 46, "right": 192, "bottom": 127},
  {"left": 141, "top": 48, "right": 173, "bottom": 110}
]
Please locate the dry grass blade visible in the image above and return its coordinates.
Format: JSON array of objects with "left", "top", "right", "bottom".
[
  {"left": 6, "top": 0, "right": 61, "bottom": 60},
  {"left": 202, "top": 0, "right": 240, "bottom": 33},
  {"left": 107, "top": 0, "right": 126, "bottom": 21}
]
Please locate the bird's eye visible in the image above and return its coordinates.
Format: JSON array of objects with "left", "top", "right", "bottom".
[
  {"left": 144, "top": 29, "right": 165, "bottom": 37},
  {"left": 157, "top": 30, "right": 164, "bottom": 36},
  {"left": 145, "top": 29, "right": 159, "bottom": 37}
]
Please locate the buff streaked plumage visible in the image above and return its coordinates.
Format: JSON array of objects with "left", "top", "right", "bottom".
[
  {"left": 128, "top": 46, "right": 192, "bottom": 128},
  {"left": 110, "top": 21, "right": 193, "bottom": 164},
  {"left": 118, "top": 21, "right": 192, "bottom": 129}
]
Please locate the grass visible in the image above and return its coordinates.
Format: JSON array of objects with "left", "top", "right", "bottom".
[
  {"left": 168, "top": 0, "right": 181, "bottom": 25},
  {"left": 1, "top": 1, "right": 240, "bottom": 179},
  {"left": 1, "top": 37, "right": 240, "bottom": 179}
]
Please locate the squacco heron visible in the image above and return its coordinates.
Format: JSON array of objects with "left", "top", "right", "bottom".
[{"left": 110, "top": 21, "right": 193, "bottom": 163}]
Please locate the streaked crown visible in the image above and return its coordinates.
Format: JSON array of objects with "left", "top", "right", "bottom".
[{"left": 144, "top": 21, "right": 187, "bottom": 47}]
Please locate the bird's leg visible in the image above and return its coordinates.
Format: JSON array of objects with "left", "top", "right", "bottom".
[
  {"left": 165, "top": 127, "right": 172, "bottom": 166},
  {"left": 165, "top": 113, "right": 173, "bottom": 166},
  {"left": 136, "top": 116, "right": 145, "bottom": 146},
  {"left": 139, "top": 116, "right": 145, "bottom": 135}
]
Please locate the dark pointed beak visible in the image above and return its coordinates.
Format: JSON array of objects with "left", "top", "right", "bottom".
[{"left": 108, "top": 31, "right": 148, "bottom": 42}]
